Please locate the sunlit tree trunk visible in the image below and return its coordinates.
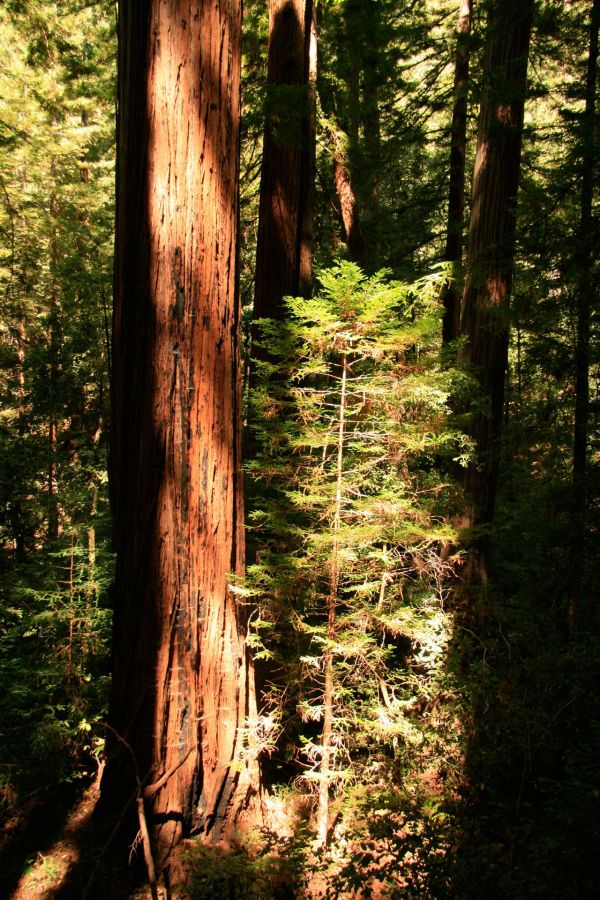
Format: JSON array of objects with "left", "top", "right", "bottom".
[
  {"left": 302, "top": 4, "right": 318, "bottom": 291},
  {"left": 324, "top": 0, "right": 367, "bottom": 266},
  {"left": 47, "top": 417, "right": 58, "bottom": 540},
  {"left": 317, "top": 352, "right": 347, "bottom": 848},
  {"left": 442, "top": 0, "right": 472, "bottom": 346},
  {"left": 47, "top": 178, "right": 60, "bottom": 543},
  {"left": 458, "top": 0, "right": 533, "bottom": 579},
  {"left": 101, "top": 0, "right": 258, "bottom": 866},
  {"left": 14, "top": 312, "right": 27, "bottom": 560},
  {"left": 253, "top": 0, "right": 316, "bottom": 325},
  {"left": 332, "top": 131, "right": 366, "bottom": 265}
]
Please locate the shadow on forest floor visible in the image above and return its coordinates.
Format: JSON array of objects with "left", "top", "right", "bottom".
[
  {"left": 440, "top": 585, "right": 600, "bottom": 899},
  {"left": 0, "top": 771, "right": 145, "bottom": 899},
  {"left": 3, "top": 559, "right": 600, "bottom": 898},
  {"left": 3, "top": 634, "right": 600, "bottom": 900},
  {"left": 1, "top": 783, "right": 86, "bottom": 898}
]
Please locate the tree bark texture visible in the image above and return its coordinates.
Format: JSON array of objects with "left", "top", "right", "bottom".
[
  {"left": 101, "top": 0, "right": 256, "bottom": 863},
  {"left": 332, "top": 132, "right": 366, "bottom": 266},
  {"left": 459, "top": 0, "right": 533, "bottom": 558},
  {"left": 253, "top": 0, "right": 315, "bottom": 323},
  {"left": 442, "top": 0, "right": 472, "bottom": 346},
  {"left": 322, "top": 0, "right": 375, "bottom": 267}
]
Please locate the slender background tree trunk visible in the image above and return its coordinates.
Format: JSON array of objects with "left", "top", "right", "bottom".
[
  {"left": 570, "top": 0, "right": 599, "bottom": 629},
  {"left": 253, "top": 0, "right": 315, "bottom": 325},
  {"left": 442, "top": 0, "right": 473, "bottom": 346},
  {"left": 458, "top": 0, "right": 533, "bottom": 579},
  {"left": 332, "top": 130, "right": 366, "bottom": 265},
  {"left": 317, "top": 352, "right": 347, "bottom": 848}
]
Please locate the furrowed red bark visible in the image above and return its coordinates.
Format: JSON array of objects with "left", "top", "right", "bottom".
[
  {"left": 442, "top": 0, "right": 473, "bottom": 346},
  {"left": 458, "top": 0, "right": 533, "bottom": 574},
  {"left": 253, "top": 0, "right": 315, "bottom": 324},
  {"left": 101, "top": 0, "right": 257, "bottom": 865}
]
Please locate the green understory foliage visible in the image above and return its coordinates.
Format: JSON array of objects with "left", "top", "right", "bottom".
[
  {"left": 182, "top": 831, "right": 311, "bottom": 900},
  {"left": 0, "top": 529, "right": 112, "bottom": 804},
  {"left": 445, "top": 456, "right": 600, "bottom": 898},
  {"left": 0, "top": 0, "right": 114, "bottom": 819},
  {"left": 244, "top": 261, "right": 471, "bottom": 889}
]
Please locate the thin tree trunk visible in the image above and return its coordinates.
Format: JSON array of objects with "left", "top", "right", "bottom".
[
  {"left": 101, "top": 0, "right": 258, "bottom": 865},
  {"left": 571, "top": 0, "right": 599, "bottom": 628},
  {"left": 0, "top": 174, "right": 28, "bottom": 559},
  {"left": 253, "top": 0, "right": 315, "bottom": 325},
  {"left": 87, "top": 481, "right": 97, "bottom": 605},
  {"left": 442, "top": 0, "right": 473, "bottom": 346},
  {"left": 14, "top": 313, "right": 27, "bottom": 560},
  {"left": 47, "top": 418, "right": 58, "bottom": 541},
  {"left": 323, "top": 0, "right": 366, "bottom": 266},
  {"left": 299, "top": 2, "right": 317, "bottom": 293},
  {"left": 47, "top": 177, "right": 60, "bottom": 543},
  {"left": 359, "top": 0, "right": 383, "bottom": 261},
  {"left": 318, "top": 353, "right": 347, "bottom": 847},
  {"left": 47, "top": 284, "right": 59, "bottom": 543},
  {"left": 458, "top": 0, "right": 533, "bottom": 580},
  {"left": 573, "top": 0, "right": 599, "bottom": 518},
  {"left": 332, "top": 134, "right": 367, "bottom": 266}
]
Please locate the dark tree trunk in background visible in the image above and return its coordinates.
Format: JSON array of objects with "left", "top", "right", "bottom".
[
  {"left": 321, "top": 0, "right": 366, "bottom": 266},
  {"left": 332, "top": 130, "right": 366, "bottom": 265},
  {"left": 458, "top": 0, "right": 533, "bottom": 578},
  {"left": 324, "top": 0, "right": 379, "bottom": 268},
  {"left": 253, "top": 0, "right": 316, "bottom": 324},
  {"left": 100, "top": 0, "right": 258, "bottom": 866},
  {"left": 571, "top": 0, "right": 599, "bottom": 627},
  {"left": 303, "top": 4, "right": 317, "bottom": 289},
  {"left": 358, "top": 0, "right": 383, "bottom": 260},
  {"left": 442, "top": 0, "right": 472, "bottom": 346}
]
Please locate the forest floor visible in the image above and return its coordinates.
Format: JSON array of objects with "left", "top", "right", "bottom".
[
  {"left": 1, "top": 776, "right": 385, "bottom": 900},
  {"left": 4, "top": 598, "right": 599, "bottom": 899},
  {"left": 0, "top": 769, "right": 155, "bottom": 900},
  {"left": 1, "top": 775, "right": 317, "bottom": 900}
]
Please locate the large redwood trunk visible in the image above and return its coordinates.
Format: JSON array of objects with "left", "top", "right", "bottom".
[
  {"left": 101, "top": 0, "right": 257, "bottom": 864},
  {"left": 253, "top": 0, "right": 315, "bottom": 322},
  {"left": 441, "top": 0, "right": 472, "bottom": 346},
  {"left": 458, "top": 0, "right": 533, "bottom": 573}
]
